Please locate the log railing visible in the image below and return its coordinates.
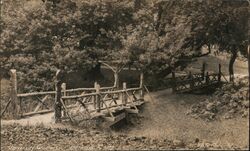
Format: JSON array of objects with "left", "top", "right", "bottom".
[
  {"left": 172, "top": 63, "right": 222, "bottom": 93},
  {"left": 11, "top": 85, "right": 116, "bottom": 118},
  {"left": 56, "top": 72, "right": 144, "bottom": 123},
  {"left": 1, "top": 69, "right": 144, "bottom": 122}
]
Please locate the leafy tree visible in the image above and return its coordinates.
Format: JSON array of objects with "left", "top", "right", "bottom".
[
  {"left": 1, "top": 0, "right": 248, "bottom": 92},
  {"left": 154, "top": 0, "right": 249, "bottom": 82},
  {"left": 0, "top": 0, "right": 135, "bottom": 91}
]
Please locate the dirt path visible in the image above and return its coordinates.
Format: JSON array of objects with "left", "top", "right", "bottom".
[
  {"left": 1, "top": 113, "right": 54, "bottom": 126},
  {"left": 186, "top": 55, "right": 248, "bottom": 75},
  {"left": 125, "top": 89, "right": 249, "bottom": 148}
]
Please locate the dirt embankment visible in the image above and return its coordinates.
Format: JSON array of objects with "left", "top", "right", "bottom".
[
  {"left": 120, "top": 87, "right": 249, "bottom": 149},
  {"left": 1, "top": 123, "right": 246, "bottom": 151}
]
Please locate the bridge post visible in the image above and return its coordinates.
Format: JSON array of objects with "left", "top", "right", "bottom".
[
  {"left": 122, "top": 82, "right": 128, "bottom": 104},
  {"left": 61, "top": 83, "right": 66, "bottom": 117},
  {"left": 94, "top": 82, "right": 97, "bottom": 110},
  {"left": 188, "top": 71, "right": 192, "bottom": 78},
  {"left": 55, "top": 70, "right": 63, "bottom": 123},
  {"left": 189, "top": 71, "right": 194, "bottom": 89},
  {"left": 205, "top": 72, "right": 209, "bottom": 85},
  {"left": 172, "top": 71, "right": 176, "bottom": 93},
  {"left": 201, "top": 62, "right": 206, "bottom": 79},
  {"left": 95, "top": 83, "right": 101, "bottom": 112},
  {"left": 139, "top": 72, "right": 144, "bottom": 100},
  {"left": 9, "top": 69, "right": 20, "bottom": 119},
  {"left": 62, "top": 83, "right": 66, "bottom": 96},
  {"left": 218, "top": 64, "right": 221, "bottom": 82}
]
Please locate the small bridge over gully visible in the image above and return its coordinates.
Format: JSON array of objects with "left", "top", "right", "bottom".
[
  {"left": 1, "top": 61, "right": 225, "bottom": 126},
  {"left": 171, "top": 63, "right": 225, "bottom": 94},
  {"left": 1, "top": 61, "right": 148, "bottom": 126}
]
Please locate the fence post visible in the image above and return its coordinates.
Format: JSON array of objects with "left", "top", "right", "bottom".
[
  {"left": 218, "top": 64, "right": 221, "bottom": 82},
  {"left": 172, "top": 71, "right": 176, "bottom": 93},
  {"left": 139, "top": 72, "right": 144, "bottom": 100},
  {"left": 114, "top": 72, "right": 119, "bottom": 89},
  {"left": 122, "top": 82, "right": 127, "bottom": 104},
  {"left": 95, "top": 83, "right": 101, "bottom": 112},
  {"left": 9, "top": 69, "right": 20, "bottom": 119},
  {"left": 61, "top": 83, "right": 66, "bottom": 117},
  {"left": 55, "top": 70, "right": 62, "bottom": 123}
]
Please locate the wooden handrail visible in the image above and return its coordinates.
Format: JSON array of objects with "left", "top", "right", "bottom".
[
  {"left": 17, "top": 86, "right": 115, "bottom": 97},
  {"left": 17, "top": 91, "right": 55, "bottom": 97},
  {"left": 101, "top": 87, "right": 141, "bottom": 95},
  {"left": 62, "top": 92, "right": 98, "bottom": 99},
  {"left": 65, "top": 86, "right": 114, "bottom": 92},
  {"left": 61, "top": 87, "right": 141, "bottom": 100}
]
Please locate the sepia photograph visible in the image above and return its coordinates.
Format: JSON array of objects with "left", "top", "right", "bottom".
[{"left": 0, "top": 0, "right": 249, "bottom": 150}]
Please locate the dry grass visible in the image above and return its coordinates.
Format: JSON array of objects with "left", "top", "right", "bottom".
[{"left": 124, "top": 89, "right": 249, "bottom": 148}]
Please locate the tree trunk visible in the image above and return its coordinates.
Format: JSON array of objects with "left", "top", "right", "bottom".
[
  {"left": 90, "top": 63, "right": 103, "bottom": 81},
  {"left": 229, "top": 49, "right": 237, "bottom": 82}
]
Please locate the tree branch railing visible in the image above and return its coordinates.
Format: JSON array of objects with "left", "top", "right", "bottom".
[
  {"left": 1, "top": 70, "right": 115, "bottom": 119},
  {"left": 55, "top": 72, "right": 144, "bottom": 123},
  {"left": 172, "top": 63, "right": 222, "bottom": 93},
  {"left": 60, "top": 86, "right": 143, "bottom": 117},
  {"left": 1, "top": 69, "right": 145, "bottom": 122}
]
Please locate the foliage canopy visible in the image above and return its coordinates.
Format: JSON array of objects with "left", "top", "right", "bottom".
[{"left": 0, "top": 0, "right": 248, "bottom": 91}]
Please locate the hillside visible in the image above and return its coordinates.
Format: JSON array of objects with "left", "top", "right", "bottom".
[{"left": 1, "top": 0, "right": 249, "bottom": 150}]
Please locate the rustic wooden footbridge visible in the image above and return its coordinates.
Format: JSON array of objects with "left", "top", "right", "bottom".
[
  {"left": 1, "top": 62, "right": 147, "bottom": 126},
  {"left": 171, "top": 63, "right": 225, "bottom": 93}
]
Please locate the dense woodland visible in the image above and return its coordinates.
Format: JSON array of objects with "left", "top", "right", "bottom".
[{"left": 0, "top": 0, "right": 249, "bottom": 92}]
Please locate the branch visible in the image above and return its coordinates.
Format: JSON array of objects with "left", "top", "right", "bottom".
[
  {"left": 98, "top": 61, "right": 115, "bottom": 73},
  {"left": 117, "top": 63, "right": 127, "bottom": 73},
  {"left": 191, "top": 51, "right": 211, "bottom": 58}
]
